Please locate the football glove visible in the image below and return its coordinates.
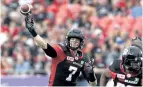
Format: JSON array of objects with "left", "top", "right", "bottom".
[{"left": 25, "top": 15, "right": 37, "bottom": 37}]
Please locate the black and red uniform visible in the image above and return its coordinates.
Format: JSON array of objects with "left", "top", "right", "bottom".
[
  {"left": 43, "top": 43, "right": 93, "bottom": 86},
  {"left": 24, "top": 14, "right": 95, "bottom": 86},
  {"left": 108, "top": 59, "right": 142, "bottom": 86}
]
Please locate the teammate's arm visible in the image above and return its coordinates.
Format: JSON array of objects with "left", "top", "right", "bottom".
[
  {"left": 100, "top": 68, "right": 111, "bottom": 86},
  {"left": 25, "top": 15, "right": 57, "bottom": 58}
]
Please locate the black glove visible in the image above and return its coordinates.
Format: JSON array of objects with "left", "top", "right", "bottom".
[
  {"left": 89, "top": 58, "right": 95, "bottom": 68},
  {"left": 25, "top": 15, "right": 37, "bottom": 37},
  {"left": 85, "top": 63, "right": 93, "bottom": 73},
  {"left": 84, "top": 63, "right": 96, "bottom": 82}
]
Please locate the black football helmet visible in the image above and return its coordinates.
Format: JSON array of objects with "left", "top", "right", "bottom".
[
  {"left": 122, "top": 46, "right": 142, "bottom": 74},
  {"left": 66, "top": 29, "right": 85, "bottom": 50}
]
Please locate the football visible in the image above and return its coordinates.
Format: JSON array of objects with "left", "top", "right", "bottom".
[{"left": 20, "top": 4, "right": 32, "bottom": 15}]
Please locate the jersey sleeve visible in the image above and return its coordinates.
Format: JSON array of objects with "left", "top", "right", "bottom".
[
  {"left": 43, "top": 43, "right": 57, "bottom": 58},
  {"left": 43, "top": 43, "right": 66, "bottom": 60},
  {"left": 51, "top": 44, "right": 66, "bottom": 60}
]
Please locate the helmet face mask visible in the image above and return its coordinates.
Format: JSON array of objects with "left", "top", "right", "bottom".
[
  {"left": 66, "top": 29, "right": 85, "bottom": 50},
  {"left": 122, "top": 46, "right": 142, "bottom": 74},
  {"left": 123, "top": 55, "right": 142, "bottom": 73}
]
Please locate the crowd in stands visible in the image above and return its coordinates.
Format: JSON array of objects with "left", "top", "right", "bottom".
[{"left": 1, "top": 0, "right": 142, "bottom": 85}]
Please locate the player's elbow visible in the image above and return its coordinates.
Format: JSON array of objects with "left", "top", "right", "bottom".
[
  {"left": 33, "top": 35, "right": 57, "bottom": 58},
  {"left": 35, "top": 41, "right": 47, "bottom": 49},
  {"left": 34, "top": 35, "right": 47, "bottom": 49}
]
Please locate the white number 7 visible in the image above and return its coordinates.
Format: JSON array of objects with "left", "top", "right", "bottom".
[{"left": 66, "top": 66, "right": 78, "bottom": 81}]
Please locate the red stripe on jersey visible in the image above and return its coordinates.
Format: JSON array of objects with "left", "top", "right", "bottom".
[
  {"left": 48, "top": 58, "right": 61, "bottom": 86},
  {"left": 108, "top": 68, "right": 117, "bottom": 79},
  {"left": 48, "top": 44, "right": 66, "bottom": 86}
]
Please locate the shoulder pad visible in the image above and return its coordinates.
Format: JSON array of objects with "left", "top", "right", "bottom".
[{"left": 58, "top": 43, "right": 70, "bottom": 55}]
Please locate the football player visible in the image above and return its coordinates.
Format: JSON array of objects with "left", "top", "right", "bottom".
[
  {"left": 131, "top": 37, "right": 142, "bottom": 50},
  {"left": 100, "top": 46, "right": 142, "bottom": 86},
  {"left": 24, "top": 15, "right": 97, "bottom": 86}
]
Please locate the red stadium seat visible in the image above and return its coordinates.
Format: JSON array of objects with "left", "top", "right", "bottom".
[
  {"left": 98, "top": 17, "right": 112, "bottom": 31},
  {"left": 67, "top": 4, "right": 81, "bottom": 19}
]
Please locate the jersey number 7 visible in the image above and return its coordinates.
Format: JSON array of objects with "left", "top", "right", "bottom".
[{"left": 66, "top": 66, "right": 78, "bottom": 81}]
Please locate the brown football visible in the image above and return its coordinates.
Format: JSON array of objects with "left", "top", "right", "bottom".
[{"left": 20, "top": 4, "right": 32, "bottom": 15}]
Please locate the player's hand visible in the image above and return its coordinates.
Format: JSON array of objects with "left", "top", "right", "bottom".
[
  {"left": 25, "top": 15, "right": 35, "bottom": 31},
  {"left": 85, "top": 63, "right": 97, "bottom": 84},
  {"left": 89, "top": 58, "right": 95, "bottom": 68},
  {"left": 25, "top": 15, "right": 37, "bottom": 37},
  {"left": 85, "top": 63, "right": 94, "bottom": 74}
]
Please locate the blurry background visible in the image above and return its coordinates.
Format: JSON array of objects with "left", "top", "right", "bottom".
[{"left": 1, "top": 0, "right": 142, "bottom": 86}]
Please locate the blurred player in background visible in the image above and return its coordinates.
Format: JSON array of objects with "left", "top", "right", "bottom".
[
  {"left": 100, "top": 45, "right": 142, "bottom": 86},
  {"left": 24, "top": 15, "right": 96, "bottom": 86},
  {"left": 131, "top": 37, "right": 142, "bottom": 50}
]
